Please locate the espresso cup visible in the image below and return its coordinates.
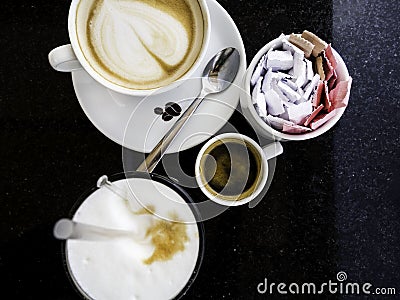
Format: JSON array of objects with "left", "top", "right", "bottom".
[
  {"left": 49, "top": 0, "right": 210, "bottom": 96},
  {"left": 195, "top": 133, "right": 283, "bottom": 206}
]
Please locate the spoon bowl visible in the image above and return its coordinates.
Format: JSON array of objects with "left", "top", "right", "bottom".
[{"left": 203, "top": 47, "right": 240, "bottom": 93}]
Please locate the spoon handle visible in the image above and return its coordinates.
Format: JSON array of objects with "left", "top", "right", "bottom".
[
  {"left": 53, "top": 219, "right": 138, "bottom": 241},
  {"left": 137, "top": 88, "right": 209, "bottom": 173}
]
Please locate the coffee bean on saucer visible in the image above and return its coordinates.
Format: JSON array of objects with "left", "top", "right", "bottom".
[
  {"left": 172, "top": 103, "right": 182, "bottom": 113},
  {"left": 154, "top": 107, "right": 164, "bottom": 115},
  {"left": 162, "top": 112, "right": 173, "bottom": 122},
  {"left": 165, "top": 103, "right": 181, "bottom": 117}
]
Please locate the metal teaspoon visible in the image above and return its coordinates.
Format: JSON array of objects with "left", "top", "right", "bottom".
[{"left": 137, "top": 47, "right": 241, "bottom": 172}]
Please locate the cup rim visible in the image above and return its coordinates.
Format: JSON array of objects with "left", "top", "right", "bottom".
[
  {"left": 62, "top": 172, "right": 205, "bottom": 300},
  {"left": 67, "top": 0, "right": 211, "bottom": 97},
  {"left": 195, "top": 133, "right": 269, "bottom": 207},
  {"left": 241, "top": 34, "right": 351, "bottom": 141}
]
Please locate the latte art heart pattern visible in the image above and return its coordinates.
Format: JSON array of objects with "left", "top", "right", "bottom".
[{"left": 79, "top": 0, "right": 205, "bottom": 90}]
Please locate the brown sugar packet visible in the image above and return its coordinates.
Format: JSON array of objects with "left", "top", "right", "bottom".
[
  {"left": 301, "top": 30, "right": 327, "bottom": 57},
  {"left": 289, "top": 34, "right": 315, "bottom": 58},
  {"left": 315, "top": 56, "right": 326, "bottom": 81}
]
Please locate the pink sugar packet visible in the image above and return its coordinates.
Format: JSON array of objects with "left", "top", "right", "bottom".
[
  {"left": 282, "top": 123, "right": 312, "bottom": 133},
  {"left": 322, "top": 51, "right": 335, "bottom": 82},
  {"left": 322, "top": 81, "right": 333, "bottom": 112},
  {"left": 310, "top": 109, "right": 337, "bottom": 130},
  {"left": 304, "top": 104, "right": 324, "bottom": 126},
  {"left": 328, "top": 70, "right": 338, "bottom": 90},
  {"left": 325, "top": 44, "right": 338, "bottom": 69},
  {"left": 329, "top": 78, "right": 353, "bottom": 109},
  {"left": 312, "top": 80, "right": 324, "bottom": 107},
  {"left": 307, "top": 78, "right": 351, "bottom": 129}
]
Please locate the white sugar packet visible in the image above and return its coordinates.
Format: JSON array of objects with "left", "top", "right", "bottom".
[
  {"left": 293, "top": 53, "right": 307, "bottom": 88},
  {"left": 287, "top": 100, "right": 313, "bottom": 125},
  {"left": 306, "top": 59, "right": 314, "bottom": 83},
  {"left": 262, "top": 68, "right": 293, "bottom": 92},
  {"left": 251, "top": 54, "right": 267, "bottom": 87},
  {"left": 303, "top": 74, "right": 321, "bottom": 101},
  {"left": 266, "top": 50, "right": 294, "bottom": 71},
  {"left": 255, "top": 92, "right": 268, "bottom": 118},
  {"left": 282, "top": 39, "right": 305, "bottom": 58},
  {"left": 277, "top": 80, "right": 302, "bottom": 103},
  {"left": 251, "top": 77, "right": 263, "bottom": 104},
  {"left": 264, "top": 88, "right": 285, "bottom": 116}
]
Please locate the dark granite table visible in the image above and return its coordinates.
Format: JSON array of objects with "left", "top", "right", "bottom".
[{"left": 1, "top": 0, "right": 399, "bottom": 299}]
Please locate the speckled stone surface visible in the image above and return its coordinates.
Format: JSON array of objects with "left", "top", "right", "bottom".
[
  {"left": 332, "top": 0, "right": 400, "bottom": 297},
  {"left": 0, "top": 0, "right": 399, "bottom": 299}
]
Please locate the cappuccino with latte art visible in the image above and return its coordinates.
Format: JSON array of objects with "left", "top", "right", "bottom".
[{"left": 75, "top": 0, "right": 207, "bottom": 90}]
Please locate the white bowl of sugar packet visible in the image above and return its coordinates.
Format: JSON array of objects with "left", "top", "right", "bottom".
[{"left": 240, "top": 31, "right": 352, "bottom": 141}]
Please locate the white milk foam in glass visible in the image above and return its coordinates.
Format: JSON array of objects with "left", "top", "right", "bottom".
[
  {"left": 75, "top": 0, "right": 205, "bottom": 90},
  {"left": 66, "top": 178, "right": 200, "bottom": 300}
]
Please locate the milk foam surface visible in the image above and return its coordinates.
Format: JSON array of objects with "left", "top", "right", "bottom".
[
  {"left": 67, "top": 178, "right": 200, "bottom": 300},
  {"left": 76, "top": 0, "right": 205, "bottom": 90}
]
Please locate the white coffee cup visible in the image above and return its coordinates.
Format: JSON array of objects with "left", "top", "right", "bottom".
[
  {"left": 195, "top": 133, "right": 283, "bottom": 206},
  {"left": 240, "top": 35, "right": 352, "bottom": 141},
  {"left": 48, "top": 0, "right": 211, "bottom": 97}
]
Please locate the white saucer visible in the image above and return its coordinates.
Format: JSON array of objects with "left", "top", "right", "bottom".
[{"left": 72, "top": 0, "right": 246, "bottom": 153}]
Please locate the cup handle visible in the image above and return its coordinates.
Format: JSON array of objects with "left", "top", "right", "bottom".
[
  {"left": 262, "top": 142, "right": 283, "bottom": 160},
  {"left": 48, "top": 44, "right": 82, "bottom": 72}
]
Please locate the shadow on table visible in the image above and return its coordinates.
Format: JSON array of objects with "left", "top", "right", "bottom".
[{"left": 1, "top": 221, "right": 79, "bottom": 299}]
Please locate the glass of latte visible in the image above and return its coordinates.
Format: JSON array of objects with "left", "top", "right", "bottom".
[
  {"left": 62, "top": 173, "right": 204, "bottom": 300},
  {"left": 49, "top": 0, "right": 210, "bottom": 96}
]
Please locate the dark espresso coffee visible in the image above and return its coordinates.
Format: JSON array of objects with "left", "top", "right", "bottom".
[{"left": 199, "top": 139, "right": 262, "bottom": 201}]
